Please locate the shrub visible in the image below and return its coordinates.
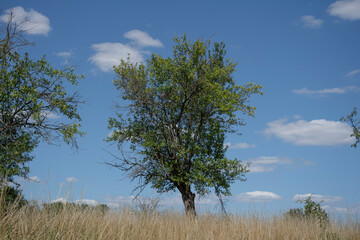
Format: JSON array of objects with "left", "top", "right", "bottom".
[
  {"left": 285, "top": 195, "right": 329, "bottom": 226},
  {"left": 0, "top": 185, "right": 28, "bottom": 212}
]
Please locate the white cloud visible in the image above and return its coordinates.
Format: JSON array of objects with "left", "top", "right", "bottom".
[
  {"left": 293, "top": 86, "right": 359, "bottom": 95},
  {"left": 66, "top": 177, "right": 78, "bottom": 183},
  {"left": 124, "top": 30, "right": 163, "bottom": 48},
  {"left": 40, "top": 110, "right": 60, "bottom": 119},
  {"left": 105, "top": 195, "right": 136, "bottom": 208},
  {"left": 89, "top": 43, "right": 144, "bottom": 72},
  {"left": 0, "top": 6, "right": 51, "bottom": 36},
  {"left": 328, "top": 0, "right": 360, "bottom": 21},
  {"left": 234, "top": 191, "right": 281, "bottom": 202},
  {"left": 50, "top": 197, "right": 67, "bottom": 203},
  {"left": 301, "top": 15, "right": 324, "bottom": 29},
  {"left": 90, "top": 30, "right": 162, "bottom": 72},
  {"left": 49, "top": 198, "right": 99, "bottom": 206},
  {"left": 346, "top": 69, "right": 360, "bottom": 77},
  {"left": 55, "top": 51, "right": 73, "bottom": 59},
  {"left": 247, "top": 156, "right": 293, "bottom": 173},
  {"left": 323, "top": 204, "right": 360, "bottom": 213},
  {"left": 264, "top": 119, "right": 354, "bottom": 146},
  {"left": 293, "top": 193, "right": 344, "bottom": 203},
  {"left": 75, "top": 199, "right": 99, "bottom": 206},
  {"left": 28, "top": 176, "right": 40, "bottom": 183},
  {"left": 224, "top": 142, "right": 256, "bottom": 149}
]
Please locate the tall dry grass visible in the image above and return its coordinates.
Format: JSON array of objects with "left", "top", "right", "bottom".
[{"left": 0, "top": 201, "right": 359, "bottom": 240}]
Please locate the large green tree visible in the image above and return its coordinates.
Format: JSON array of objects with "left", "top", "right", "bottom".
[
  {"left": 107, "top": 35, "right": 262, "bottom": 215},
  {"left": 0, "top": 12, "right": 84, "bottom": 186}
]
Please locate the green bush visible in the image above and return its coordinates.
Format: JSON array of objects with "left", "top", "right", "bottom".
[
  {"left": 0, "top": 185, "right": 28, "bottom": 212},
  {"left": 285, "top": 195, "right": 329, "bottom": 226}
]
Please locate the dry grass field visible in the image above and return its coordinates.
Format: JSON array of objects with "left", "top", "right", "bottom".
[{"left": 0, "top": 200, "right": 359, "bottom": 240}]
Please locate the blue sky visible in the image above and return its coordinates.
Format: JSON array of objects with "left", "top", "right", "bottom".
[{"left": 1, "top": 0, "right": 360, "bottom": 214}]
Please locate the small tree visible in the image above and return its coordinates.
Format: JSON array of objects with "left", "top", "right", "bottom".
[
  {"left": 285, "top": 195, "right": 329, "bottom": 226},
  {"left": 341, "top": 107, "right": 359, "bottom": 148},
  {"left": 0, "top": 11, "right": 84, "bottom": 186},
  {"left": 107, "top": 34, "right": 262, "bottom": 215}
]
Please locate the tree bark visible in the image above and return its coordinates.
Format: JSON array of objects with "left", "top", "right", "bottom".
[{"left": 178, "top": 185, "right": 196, "bottom": 216}]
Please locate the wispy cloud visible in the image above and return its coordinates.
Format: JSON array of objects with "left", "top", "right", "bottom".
[
  {"left": 224, "top": 142, "right": 256, "bottom": 149},
  {"left": 55, "top": 50, "right": 74, "bottom": 64},
  {"left": 346, "top": 69, "right": 360, "bottom": 77},
  {"left": 247, "top": 156, "right": 293, "bottom": 173},
  {"left": 301, "top": 15, "right": 324, "bottom": 29},
  {"left": 66, "top": 177, "right": 78, "bottom": 183},
  {"left": 323, "top": 204, "right": 360, "bottom": 213},
  {"left": 55, "top": 51, "right": 73, "bottom": 58},
  {"left": 234, "top": 191, "right": 281, "bottom": 202},
  {"left": 264, "top": 119, "right": 354, "bottom": 146},
  {"left": 293, "top": 86, "right": 359, "bottom": 95},
  {"left": 293, "top": 193, "right": 344, "bottom": 203},
  {"left": 0, "top": 6, "right": 51, "bottom": 36},
  {"left": 124, "top": 30, "right": 163, "bottom": 48},
  {"left": 328, "top": 0, "right": 360, "bottom": 21},
  {"left": 89, "top": 30, "right": 163, "bottom": 72}
]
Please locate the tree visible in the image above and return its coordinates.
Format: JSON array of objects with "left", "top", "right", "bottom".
[
  {"left": 0, "top": 11, "right": 84, "bottom": 186},
  {"left": 285, "top": 195, "right": 328, "bottom": 227},
  {"left": 107, "top": 35, "right": 262, "bottom": 215},
  {"left": 341, "top": 107, "right": 359, "bottom": 148}
]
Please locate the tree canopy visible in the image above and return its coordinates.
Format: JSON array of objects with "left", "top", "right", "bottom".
[
  {"left": 107, "top": 34, "right": 262, "bottom": 215},
  {"left": 0, "top": 13, "right": 84, "bottom": 186}
]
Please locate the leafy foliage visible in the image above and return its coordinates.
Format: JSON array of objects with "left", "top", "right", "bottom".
[
  {"left": 341, "top": 107, "right": 359, "bottom": 148},
  {"left": 0, "top": 185, "right": 28, "bottom": 213},
  {"left": 285, "top": 195, "right": 329, "bottom": 226},
  {"left": 0, "top": 14, "right": 84, "bottom": 185},
  {"left": 107, "top": 34, "right": 262, "bottom": 214}
]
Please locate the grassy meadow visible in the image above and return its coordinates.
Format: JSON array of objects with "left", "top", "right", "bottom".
[{"left": 0, "top": 198, "right": 359, "bottom": 240}]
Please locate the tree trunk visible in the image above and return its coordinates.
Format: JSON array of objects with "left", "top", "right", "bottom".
[{"left": 178, "top": 185, "right": 196, "bottom": 216}]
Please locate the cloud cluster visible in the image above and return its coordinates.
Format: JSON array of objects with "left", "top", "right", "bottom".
[
  {"left": 301, "top": 15, "right": 324, "bottom": 29},
  {"left": 0, "top": 6, "right": 51, "bottom": 36},
  {"left": 293, "top": 86, "right": 359, "bottom": 95},
  {"left": 247, "top": 156, "right": 293, "bottom": 173},
  {"left": 90, "top": 30, "right": 163, "bottom": 72},
  {"left": 328, "top": 0, "right": 360, "bottom": 21},
  {"left": 234, "top": 191, "right": 281, "bottom": 202},
  {"left": 264, "top": 119, "right": 354, "bottom": 146}
]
